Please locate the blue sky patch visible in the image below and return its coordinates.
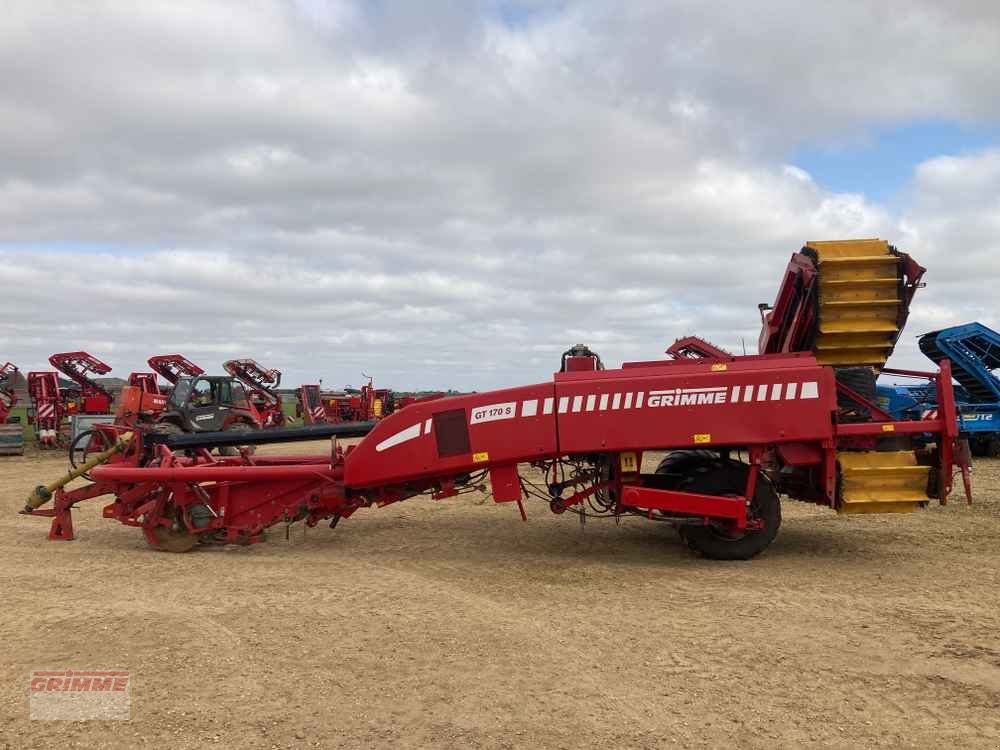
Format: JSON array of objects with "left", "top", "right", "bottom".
[{"left": 791, "top": 120, "right": 999, "bottom": 204}]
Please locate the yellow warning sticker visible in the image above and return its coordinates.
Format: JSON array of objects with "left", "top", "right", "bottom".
[
  {"left": 694, "top": 433, "right": 712, "bottom": 444},
  {"left": 619, "top": 452, "right": 638, "bottom": 473},
  {"left": 710, "top": 363, "right": 728, "bottom": 372},
  {"left": 473, "top": 451, "right": 490, "bottom": 463},
  {"left": 881, "top": 424, "right": 895, "bottom": 432}
]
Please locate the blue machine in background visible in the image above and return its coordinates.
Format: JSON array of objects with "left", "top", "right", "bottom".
[{"left": 878, "top": 322, "right": 1000, "bottom": 456}]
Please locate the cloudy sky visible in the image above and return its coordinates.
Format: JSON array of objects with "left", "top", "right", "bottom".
[{"left": 1, "top": 1, "right": 999, "bottom": 391}]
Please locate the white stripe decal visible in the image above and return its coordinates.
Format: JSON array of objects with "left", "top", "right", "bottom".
[
  {"left": 801, "top": 381, "right": 819, "bottom": 399},
  {"left": 424, "top": 418, "right": 432, "bottom": 434},
  {"left": 585, "top": 394, "right": 596, "bottom": 411},
  {"left": 611, "top": 393, "right": 622, "bottom": 409},
  {"left": 521, "top": 399, "right": 538, "bottom": 417},
  {"left": 756, "top": 384, "right": 768, "bottom": 401},
  {"left": 770, "top": 383, "right": 782, "bottom": 400},
  {"left": 636, "top": 392, "right": 644, "bottom": 407},
  {"left": 785, "top": 383, "right": 798, "bottom": 400},
  {"left": 624, "top": 393, "right": 634, "bottom": 409},
  {"left": 375, "top": 423, "right": 421, "bottom": 453},
  {"left": 543, "top": 397, "right": 554, "bottom": 415},
  {"left": 572, "top": 395, "right": 583, "bottom": 413},
  {"left": 730, "top": 385, "right": 741, "bottom": 403},
  {"left": 743, "top": 384, "right": 753, "bottom": 402},
  {"left": 558, "top": 396, "right": 569, "bottom": 414},
  {"left": 598, "top": 394, "right": 609, "bottom": 410}
]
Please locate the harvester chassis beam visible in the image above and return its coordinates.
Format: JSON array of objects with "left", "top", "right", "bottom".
[{"left": 144, "top": 421, "right": 376, "bottom": 449}]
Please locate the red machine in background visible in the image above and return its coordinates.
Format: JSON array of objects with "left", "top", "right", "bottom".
[
  {"left": 666, "top": 336, "right": 731, "bottom": 360},
  {"left": 147, "top": 354, "right": 205, "bottom": 385},
  {"left": 0, "top": 362, "right": 17, "bottom": 425},
  {"left": 223, "top": 359, "right": 285, "bottom": 428},
  {"left": 0, "top": 362, "right": 25, "bottom": 456},
  {"left": 298, "top": 384, "right": 327, "bottom": 425},
  {"left": 357, "top": 378, "right": 393, "bottom": 421},
  {"left": 48, "top": 351, "right": 113, "bottom": 414},
  {"left": 27, "top": 371, "right": 67, "bottom": 448},
  {"left": 128, "top": 372, "right": 162, "bottom": 394},
  {"left": 22, "top": 239, "right": 971, "bottom": 559},
  {"left": 297, "top": 378, "right": 397, "bottom": 424},
  {"left": 145, "top": 354, "right": 262, "bottom": 435}
]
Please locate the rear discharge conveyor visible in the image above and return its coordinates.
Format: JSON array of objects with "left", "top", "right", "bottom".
[{"left": 22, "top": 240, "right": 970, "bottom": 558}]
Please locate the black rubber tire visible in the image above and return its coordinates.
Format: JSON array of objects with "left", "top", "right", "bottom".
[
  {"left": 68, "top": 429, "right": 111, "bottom": 480},
  {"left": 654, "top": 450, "right": 719, "bottom": 481},
  {"left": 835, "top": 366, "right": 877, "bottom": 401},
  {"left": 835, "top": 367, "right": 877, "bottom": 423},
  {"left": 654, "top": 450, "right": 720, "bottom": 540},
  {"left": 985, "top": 436, "right": 1000, "bottom": 458},
  {"left": 669, "top": 457, "right": 781, "bottom": 560}
]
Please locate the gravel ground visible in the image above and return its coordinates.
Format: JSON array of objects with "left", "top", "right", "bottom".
[{"left": 1, "top": 442, "right": 998, "bottom": 749}]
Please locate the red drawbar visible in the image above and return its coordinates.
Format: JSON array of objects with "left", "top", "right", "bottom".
[{"left": 620, "top": 486, "right": 747, "bottom": 528}]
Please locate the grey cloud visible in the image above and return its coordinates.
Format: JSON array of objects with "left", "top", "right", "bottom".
[{"left": 0, "top": 1, "right": 998, "bottom": 389}]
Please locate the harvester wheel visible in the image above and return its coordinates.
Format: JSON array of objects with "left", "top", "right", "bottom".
[
  {"left": 143, "top": 502, "right": 199, "bottom": 553},
  {"left": 665, "top": 455, "right": 781, "bottom": 560},
  {"left": 654, "top": 450, "right": 719, "bottom": 540},
  {"left": 987, "top": 436, "right": 1000, "bottom": 459},
  {"left": 654, "top": 450, "right": 719, "bottom": 480}
]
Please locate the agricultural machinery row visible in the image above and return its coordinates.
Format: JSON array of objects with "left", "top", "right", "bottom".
[
  {"left": 878, "top": 322, "right": 1000, "bottom": 457},
  {"left": 21, "top": 239, "right": 973, "bottom": 560},
  {"left": 0, "top": 350, "right": 410, "bottom": 456}
]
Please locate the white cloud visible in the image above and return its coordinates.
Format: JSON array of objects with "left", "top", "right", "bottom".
[{"left": 0, "top": 1, "right": 998, "bottom": 389}]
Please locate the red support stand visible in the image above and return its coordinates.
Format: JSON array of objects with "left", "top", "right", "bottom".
[{"left": 46, "top": 492, "right": 75, "bottom": 540}]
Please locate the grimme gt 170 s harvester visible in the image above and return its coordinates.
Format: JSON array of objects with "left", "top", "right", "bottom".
[{"left": 23, "top": 239, "right": 970, "bottom": 558}]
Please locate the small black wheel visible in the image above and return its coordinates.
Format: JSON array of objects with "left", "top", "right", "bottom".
[
  {"left": 677, "top": 461, "right": 781, "bottom": 560},
  {"left": 68, "top": 429, "right": 112, "bottom": 480}
]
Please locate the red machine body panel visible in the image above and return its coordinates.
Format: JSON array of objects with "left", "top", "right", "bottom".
[
  {"left": 346, "top": 355, "right": 835, "bottom": 487},
  {"left": 344, "top": 383, "right": 558, "bottom": 488},
  {"left": 556, "top": 356, "right": 837, "bottom": 454}
]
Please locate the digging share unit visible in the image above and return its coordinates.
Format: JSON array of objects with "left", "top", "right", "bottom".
[{"left": 23, "top": 240, "right": 972, "bottom": 558}]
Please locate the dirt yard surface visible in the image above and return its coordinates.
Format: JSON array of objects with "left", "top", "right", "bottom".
[{"left": 1, "top": 443, "right": 999, "bottom": 749}]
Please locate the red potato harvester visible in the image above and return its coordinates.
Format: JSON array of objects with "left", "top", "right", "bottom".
[{"left": 23, "top": 240, "right": 970, "bottom": 558}]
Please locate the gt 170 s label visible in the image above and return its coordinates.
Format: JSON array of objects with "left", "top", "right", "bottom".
[{"left": 470, "top": 402, "right": 517, "bottom": 425}]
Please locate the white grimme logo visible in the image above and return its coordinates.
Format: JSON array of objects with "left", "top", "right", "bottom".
[{"left": 647, "top": 387, "right": 728, "bottom": 407}]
